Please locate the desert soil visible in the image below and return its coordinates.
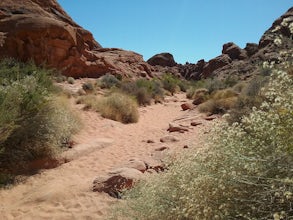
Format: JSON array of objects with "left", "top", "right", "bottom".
[{"left": 0, "top": 86, "right": 216, "bottom": 220}]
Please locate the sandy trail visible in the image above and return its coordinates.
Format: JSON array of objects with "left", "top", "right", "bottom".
[{"left": 0, "top": 93, "right": 212, "bottom": 220}]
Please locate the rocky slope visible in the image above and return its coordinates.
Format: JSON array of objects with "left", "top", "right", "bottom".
[
  {"left": 0, "top": 0, "right": 153, "bottom": 78},
  {"left": 148, "top": 7, "right": 293, "bottom": 80}
]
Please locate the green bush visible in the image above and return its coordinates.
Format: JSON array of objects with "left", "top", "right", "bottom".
[
  {"left": 112, "top": 69, "right": 293, "bottom": 220},
  {"left": 161, "top": 73, "right": 180, "bottom": 95},
  {"left": 119, "top": 79, "right": 164, "bottom": 106},
  {"left": 226, "top": 76, "right": 268, "bottom": 124},
  {"left": 204, "top": 77, "right": 226, "bottom": 93},
  {"left": 82, "top": 81, "right": 95, "bottom": 93},
  {"left": 67, "top": 77, "right": 75, "bottom": 84},
  {"left": 98, "top": 73, "right": 121, "bottom": 89},
  {"left": 0, "top": 59, "right": 79, "bottom": 180}
]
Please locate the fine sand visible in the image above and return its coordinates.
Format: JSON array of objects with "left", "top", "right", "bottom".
[{"left": 0, "top": 90, "right": 216, "bottom": 220}]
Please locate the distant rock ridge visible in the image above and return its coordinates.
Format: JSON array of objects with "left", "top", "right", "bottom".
[
  {"left": 0, "top": 1, "right": 292, "bottom": 80},
  {"left": 0, "top": 0, "right": 154, "bottom": 78},
  {"left": 150, "top": 7, "right": 293, "bottom": 80}
]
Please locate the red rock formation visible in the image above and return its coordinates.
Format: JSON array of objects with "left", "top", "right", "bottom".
[
  {"left": 0, "top": 0, "right": 153, "bottom": 78},
  {"left": 147, "top": 52, "right": 177, "bottom": 67}
]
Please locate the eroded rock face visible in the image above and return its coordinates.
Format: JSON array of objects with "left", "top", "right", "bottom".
[{"left": 0, "top": 0, "right": 153, "bottom": 78}]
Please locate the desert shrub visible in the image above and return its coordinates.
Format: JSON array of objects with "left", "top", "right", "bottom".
[
  {"left": 54, "top": 74, "right": 67, "bottom": 83},
  {"left": 135, "top": 87, "right": 151, "bottom": 106},
  {"left": 197, "top": 89, "right": 238, "bottom": 114},
  {"left": 98, "top": 73, "right": 121, "bottom": 89},
  {"left": 222, "top": 75, "right": 239, "bottom": 88},
  {"left": 113, "top": 69, "right": 293, "bottom": 220},
  {"left": 186, "top": 87, "right": 208, "bottom": 100},
  {"left": 97, "top": 93, "right": 138, "bottom": 124},
  {"left": 67, "top": 77, "right": 75, "bottom": 84},
  {"left": 242, "top": 76, "right": 269, "bottom": 97},
  {"left": 0, "top": 58, "right": 54, "bottom": 90},
  {"left": 76, "top": 94, "right": 99, "bottom": 110},
  {"left": 211, "top": 88, "right": 238, "bottom": 100},
  {"left": 177, "top": 80, "right": 189, "bottom": 92},
  {"left": 197, "top": 99, "right": 218, "bottom": 113},
  {"left": 204, "top": 77, "right": 226, "bottom": 93},
  {"left": 189, "top": 88, "right": 209, "bottom": 105},
  {"left": 226, "top": 76, "right": 268, "bottom": 124},
  {"left": 119, "top": 79, "right": 164, "bottom": 106},
  {"left": 187, "top": 77, "right": 231, "bottom": 99},
  {"left": 232, "top": 81, "right": 246, "bottom": 93},
  {"left": 161, "top": 73, "right": 180, "bottom": 95},
  {"left": 0, "top": 60, "right": 79, "bottom": 176},
  {"left": 82, "top": 81, "right": 95, "bottom": 93}
]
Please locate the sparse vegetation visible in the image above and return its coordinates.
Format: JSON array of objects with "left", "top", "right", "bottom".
[
  {"left": 112, "top": 68, "right": 293, "bottom": 220},
  {"left": 197, "top": 88, "right": 238, "bottom": 114},
  {"left": 0, "top": 59, "right": 79, "bottom": 185},
  {"left": 76, "top": 93, "right": 139, "bottom": 124},
  {"left": 161, "top": 73, "right": 180, "bottom": 95},
  {"left": 119, "top": 79, "right": 164, "bottom": 106}
]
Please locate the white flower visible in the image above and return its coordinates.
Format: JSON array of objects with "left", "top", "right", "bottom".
[{"left": 274, "top": 37, "right": 282, "bottom": 46}]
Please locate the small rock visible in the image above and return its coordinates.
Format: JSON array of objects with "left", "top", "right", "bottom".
[
  {"left": 160, "top": 135, "right": 179, "bottom": 143},
  {"left": 181, "top": 103, "right": 194, "bottom": 111},
  {"left": 183, "top": 145, "right": 189, "bottom": 149},
  {"left": 191, "top": 122, "right": 202, "bottom": 126},
  {"left": 93, "top": 167, "right": 143, "bottom": 198},
  {"left": 155, "top": 146, "right": 169, "bottom": 151},
  {"left": 147, "top": 140, "right": 155, "bottom": 143},
  {"left": 204, "top": 115, "right": 217, "bottom": 121},
  {"left": 124, "top": 159, "right": 147, "bottom": 173},
  {"left": 167, "top": 123, "right": 189, "bottom": 133}
]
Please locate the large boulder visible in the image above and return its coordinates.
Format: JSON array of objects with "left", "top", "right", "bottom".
[
  {"left": 147, "top": 52, "right": 177, "bottom": 67},
  {"left": 202, "top": 54, "right": 232, "bottom": 77},
  {"left": 222, "top": 42, "right": 247, "bottom": 60},
  {"left": 0, "top": 0, "right": 153, "bottom": 78},
  {"left": 244, "top": 43, "right": 259, "bottom": 57}
]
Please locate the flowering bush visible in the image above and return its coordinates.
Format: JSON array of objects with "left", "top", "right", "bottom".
[{"left": 112, "top": 68, "right": 293, "bottom": 219}]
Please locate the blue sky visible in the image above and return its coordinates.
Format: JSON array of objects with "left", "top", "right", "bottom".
[{"left": 58, "top": 1, "right": 292, "bottom": 64}]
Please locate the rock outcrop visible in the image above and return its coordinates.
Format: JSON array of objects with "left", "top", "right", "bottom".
[
  {"left": 147, "top": 52, "right": 177, "bottom": 67},
  {"left": 0, "top": 0, "right": 153, "bottom": 78},
  {"left": 222, "top": 42, "right": 247, "bottom": 60},
  {"left": 152, "top": 7, "right": 293, "bottom": 80}
]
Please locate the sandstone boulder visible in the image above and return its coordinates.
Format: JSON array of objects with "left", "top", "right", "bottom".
[
  {"left": 0, "top": 0, "right": 153, "bottom": 78},
  {"left": 123, "top": 158, "right": 147, "bottom": 173},
  {"left": 93, "top": 167, "right": 143, "bottom": 198},
  {"left": 202, "top": 54, "right": 232, "bottom": 77},
  {"left": 147, "top": 52, "right": 177, "bottom": 67},
  {"left": 181, "top": 102, "right": 194, "bottom": 111},
  {"left": 222, "top": 42, "right": 247, "bottom": 60},
  {"left": 244, "top": 43, "right": 259, "bottom": 57}
]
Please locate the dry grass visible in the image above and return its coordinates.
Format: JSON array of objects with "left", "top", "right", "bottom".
[{"left": 98, "top": 93, "right": 139, "bottom": 124}]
